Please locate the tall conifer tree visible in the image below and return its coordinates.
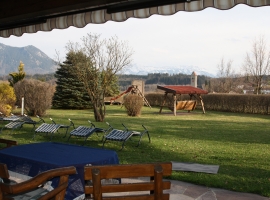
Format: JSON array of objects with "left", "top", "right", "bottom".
[{"left": 52, "top": 53, "right": 91, "bottom": 109}]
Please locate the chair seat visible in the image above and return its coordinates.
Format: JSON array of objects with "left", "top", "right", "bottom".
[
  {"left": 1, "top": 115, "right": 44, "bottom": 133},
  {"left": 70, "top": 126, "right": 95, "bottom": 137},
  {"left": 34, "top": 118, "right": 75, "bottom": 140},
  {"left": 35, "top": 123, "right": 61, "bottom": 133},
  {"left": 67, "top": 121, "right": 104, "bottom": 145},
  {"left": 105, "top": 130, "right": 133, "bottom": 141},
  {"left": 102, "top": 123, "right": 150, "bottom": 150}
]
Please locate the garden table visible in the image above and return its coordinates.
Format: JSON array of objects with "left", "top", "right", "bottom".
[{"left": 0, "top": 142, "right": 119, "bottom": 200}]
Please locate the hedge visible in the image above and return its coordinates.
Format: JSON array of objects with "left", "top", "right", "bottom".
[{"left": 145, "top": 93, "right": 270, "bottom": 114}]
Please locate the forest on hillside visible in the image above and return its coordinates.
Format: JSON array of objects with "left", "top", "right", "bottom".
[
  {"left": 118, "top": 73, "right": 209, "bottom": 90},
  {"left": 0, "top": 72, "right": 209, "bottom": 89},
  {"left": 2, "top": 71, "right": 269, "bottom": 94}
]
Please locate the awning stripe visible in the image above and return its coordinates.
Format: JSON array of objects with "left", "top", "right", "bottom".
[{"left": 1, "top": 0, "right": 269, "bottom": 38}]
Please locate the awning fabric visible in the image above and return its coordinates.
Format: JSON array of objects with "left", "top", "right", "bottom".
[{"left": 0, "top": 0, "right": 269, "bottom": 38}]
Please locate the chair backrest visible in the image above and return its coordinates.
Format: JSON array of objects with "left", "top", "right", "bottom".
[
  {"left": 68, "top": 119, "right": 75, "bottom": 129},
  {"left": 23, "top": 114, "right": 45, "bottom": 124},
  {"left": 0, "top": 165, "right": 76, "bottom": 200},
  {"left": 84, "top": 162, "right": 172, "bottom": 200},
  {"left": 0, "top": 163, "right": 9, "bottom": 181},
  {"left": 36, "top": 115, "right": 45, "bottom": 123},
  {"left": 88, "top": 120, "right": 95, "bottom": 128},
  {"left": 0, "top": 163, "right": 15, "bottom": 185},
  {"left": 105, "top": 122, "right": 129, "bottom": 134},
  {"left": 0, "top": 139, "right": 18, "bottom": 150}
]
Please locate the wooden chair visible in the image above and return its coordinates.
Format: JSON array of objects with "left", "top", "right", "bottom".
[
  {"left": 84, "top": 162, "right": 172, "bottom": 200},
  {"left": 0, "top": 139, "right": 17, "bottom": 150},
  {"left": 0, "top": 164, "right": 76, "bottom": 200},
  {"left": 0, "top": 163, "right": 12, "bottom": 184}
]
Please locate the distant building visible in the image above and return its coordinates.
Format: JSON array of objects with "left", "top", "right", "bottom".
[{"left": 191, "top": 71, "right": 197, "bottom": 88}]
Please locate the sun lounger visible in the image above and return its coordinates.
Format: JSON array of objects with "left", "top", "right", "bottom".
[
  {"left": 0, "top": 115, "right": 45, "bottom": 133},
  {"left": 34, "top": 118, "right": 75, "bottom": 140},
  {"left": 102, "top": 123, "right": 133, "bottom": 150},
  {"left": 130, "top": 124, "right": 151, "bottom": 147},
  {"left": 67, "top": 120, "right": 104, "bottom": 145},
  {"left": 0, "top": 113, "right": 21, "bottom": 122},
  {"left": 102, "top": 123, "right": 151, "bottom": 150},
  {"left": 0, "top": 112, "right": 5, "bottom": 121}
]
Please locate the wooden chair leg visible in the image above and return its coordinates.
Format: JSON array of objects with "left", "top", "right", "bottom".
[
  {"left": 92, "top": 168, "right": 102, "bottom": 200},
  {"left": 154, "top": 165, "right": 163, "bottom": 200}
]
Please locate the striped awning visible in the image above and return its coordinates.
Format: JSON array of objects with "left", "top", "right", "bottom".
[{"left": 0, "top": 0, "right": 269, "bottom": 38}]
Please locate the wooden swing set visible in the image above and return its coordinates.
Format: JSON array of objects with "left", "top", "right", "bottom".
[
  {"left": 157, "top": 85, "right": 208, "bottom": 116},
  {"left": 110, "top": 85, "right": 151, "bottom": 108}
]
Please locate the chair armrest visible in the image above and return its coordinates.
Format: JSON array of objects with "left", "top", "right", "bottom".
[
  {"left": 37, "top": 115, "right": 45, "bottom": 123},
  {"left": 0, "top": 139, "right": 18, "bottom": 149},
  {"left": 0, "top": 166, "right": 76, "bottom": 194}
]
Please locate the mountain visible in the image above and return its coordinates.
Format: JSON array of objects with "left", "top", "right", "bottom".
[
  {"left": 0, "top": 43, "right": 216, "bottom": 77},
  {"left": 0, "top": 43, "right": 57, "bottom": 75},
  {"left": 123, "top": 65, "right": 216, "bottom": 77}
]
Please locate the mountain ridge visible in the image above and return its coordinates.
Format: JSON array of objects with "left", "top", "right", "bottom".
[
  {"left": 0, "top": 43, "right": 216, "bottom": 77},
  {"left": 0, "top": 43, "right": 57, "bottom": 75},
  {"left": 123, "top": 65, "right": 216, "bottom": 77}
]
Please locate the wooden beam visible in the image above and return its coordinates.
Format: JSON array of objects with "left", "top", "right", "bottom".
[
  {"left": 159, "top": 92, "right": 168, "bottom": 114},
  {"left": 198, "top": 94, "right": 206, "bottom": 114},
  {"left": 173, "top": 94, "right": 176, "bottom": 116}
]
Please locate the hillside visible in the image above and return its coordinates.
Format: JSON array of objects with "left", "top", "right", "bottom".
[{"left": 0, "top": 43, "right": 57, "bottom": 75}]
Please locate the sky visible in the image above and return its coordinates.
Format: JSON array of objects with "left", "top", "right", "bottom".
[{"left": 0, "top": 4, "right": 270, "bottom": 75}]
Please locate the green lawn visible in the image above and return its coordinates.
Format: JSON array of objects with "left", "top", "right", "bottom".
[{"left": 1, "top": 106, "right": 270, "bottom": 197}]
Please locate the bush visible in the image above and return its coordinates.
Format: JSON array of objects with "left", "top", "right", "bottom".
[
  {"left": 0, "top": 83, "right": 16, "bottom": 115},
  {"left": 14, "top": 79, "right": 55, "bottom": 116},
  {"left": 124, "top": 95, "right": 144, "bottom": 116}
]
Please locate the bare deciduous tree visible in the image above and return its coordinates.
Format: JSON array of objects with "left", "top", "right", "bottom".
[
  {"left": 206, "top": 58, "right": 245, "bottom": 93},
  {"left": 65, "top": 33, "right": 133, "bottom": 122},
  {"left": 243, "top": 36, "right": 270, "bottom": 94},
  {"left": 216, "top": 58, "right": 235, "bottom": 93}
]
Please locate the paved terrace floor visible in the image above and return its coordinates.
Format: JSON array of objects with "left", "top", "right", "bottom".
[
  {"left": 122, "top": 178, "right": 270, "bottom": 200},
  {"left": 11, "top": 174, "right": 270, "bottom": 199}
]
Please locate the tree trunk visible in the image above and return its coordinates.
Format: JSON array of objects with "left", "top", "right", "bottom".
[{"left": 93, "top": 99, "right": 105, "bottom": 122}]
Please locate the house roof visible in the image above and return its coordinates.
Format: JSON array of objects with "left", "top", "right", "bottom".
[
  {"left": 157, "top": 85, "right": 208, "bottom": 94},
  {"left": 0, "top": 0, "right": 269, "bottom": 38}
]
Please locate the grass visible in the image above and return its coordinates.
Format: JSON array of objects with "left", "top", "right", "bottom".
[{"left": 1, "top": 106, "right": 270, "bottom": 197}]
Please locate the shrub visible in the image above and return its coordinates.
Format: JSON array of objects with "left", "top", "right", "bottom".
[
  {"left": 14, "top": 79, "right": 55, "bottom": 116},
  {"left": 124, "top": 95, "right": 144, "bottom": 116},
  {"left": 0, "top": 83, "right": 16, "bottom": 115}
]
